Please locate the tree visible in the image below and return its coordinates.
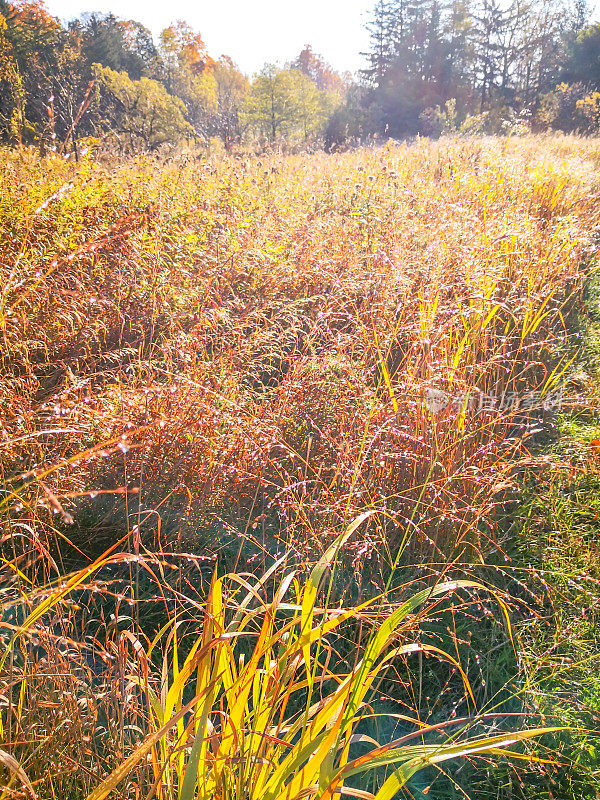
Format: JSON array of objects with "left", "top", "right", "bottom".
[
  {"left": 70, "top": 13, "right": 157, "bottom": 80},
  {"left": 51, "top": 32, "right": 89, "bottom": 147},
  {"left": 243, "top": 65, "right": 295, "bottom": 141},
  {"left": 158, "top": 22, "right": 218, "bottom": 137},
  {"left": 535, "top": 81, "right": 588, "bottom": 130},
  {"left": 118, "top": 20, "right": 159, "bottom": 79},
  {"left": 0, "top": 0, "right": 596, "bottom": 150},
  {"left": 0, "top": 10, "right": 24, "bottom": 143},
  {"left": 93, "top": 63, "right": 193, "bottom": 150},
  {"left": 325, "top": 84, "right": 371, "bottom": 150},
  {"left": 244, "top": 64, "right": 338, "bottom": 144},
  {"left": 471, "top": 0, "right": 504, "bottom": 111},
  {"left": 526, "top": 1, "right": 568, "bottom": 103},
  {"left": 159, "top": 22, "right": 214, "bottom": 90},
  {"left": 571, "top": 0, "right": 591, "bottom": 33},
  {"left": 288, "top": 68, "right": 330, "bottom": 139},
  {"left": 445, "top": 1, "right": 476, "bottom": 105},
  {"left": 362, "top": 0, "right": 400, "bottom": 86},
  {"left": 563, "top": 23, "right": 600, "bottom": 89},
  {"left": 576, "top": 88, "right": 600, "bottom": 130},
  {"left": 292, "top": 45, "right": 345, "bottom": 91},
  {"left": 362, "top": 0, "right": 459, "bottom": 137},
  {"left": 0, "top": 0, "right": 62, "bottom": 142},
  {"left": 357, "top": 0, "right": 577, "bottom": 138},
  {"left": 209, "top": 56, "right": 249, "bottom": 147}
]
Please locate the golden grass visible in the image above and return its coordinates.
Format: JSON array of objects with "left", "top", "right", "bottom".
[
  {"left": 0, "top": 525, "right": 564, "bottom": 800},
  {"left": 2, "top": 135, "right": 597, "bottom": 565},
  {"left": 0, "top": 133, "right": 599, "bottom": 797}
]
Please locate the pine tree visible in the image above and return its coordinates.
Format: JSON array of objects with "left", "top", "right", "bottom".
[
  {"left": 362, "top": 0, "right": 397, "bottom": 86},
  {"left": 572, "top": 0, "right": 590, "bottom": 32},
  {"left": 445, "top": 1, "right": 476, "bottom": 101},
  {"left": 472, "top": 0, "right": 505, "bottom": 110}
]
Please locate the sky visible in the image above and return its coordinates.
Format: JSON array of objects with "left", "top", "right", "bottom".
[
  {"left": 44, "top": 0, "right": 375, "bottom": 78},
  {"left": 43, "top": 0, "right": 600, "bottom": 79}
]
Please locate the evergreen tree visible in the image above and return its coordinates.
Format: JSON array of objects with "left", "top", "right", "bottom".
[{"left": 363, "top": 0, "right": 398, "bottom": 86}]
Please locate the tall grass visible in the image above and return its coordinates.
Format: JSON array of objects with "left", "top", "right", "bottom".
[
  {"left": 1, "top": 134, "right": 599, "bottom": 796},
  {"left": 0, "top": 524, "right": 562, "bottom": 799}
]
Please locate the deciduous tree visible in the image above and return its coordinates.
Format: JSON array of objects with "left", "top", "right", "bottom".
[{"left": 93, "top": 63, "right": 193, "bottom": 150}]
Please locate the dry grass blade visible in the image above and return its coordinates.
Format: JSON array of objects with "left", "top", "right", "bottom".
[{"left": 0, "top": 749, "right": 36, "bottom": 799}]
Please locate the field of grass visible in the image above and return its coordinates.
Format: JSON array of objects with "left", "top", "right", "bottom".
[{"left": 1, "top": 135, "right": 600, "bottom": 799}]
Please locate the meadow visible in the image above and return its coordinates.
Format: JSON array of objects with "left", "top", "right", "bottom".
[{"left": 1, "top": 135, "right": 600, "bottom": 799}]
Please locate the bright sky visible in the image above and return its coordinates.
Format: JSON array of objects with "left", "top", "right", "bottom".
[
  {"left": 43, "top": 0, "right": 600, "bottom": 79},
  {"left": 44, "top": 0, "right": 374, "bottom": 77}
]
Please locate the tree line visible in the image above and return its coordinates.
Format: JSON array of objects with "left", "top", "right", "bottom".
[
  {"left": 339, "top": 0, "right": 600, "bottom": 144},
  {"left": 0, "top": 2, "right": 346, "bottom": 152},
  {"left": 0, "top": 0, "right": 599, "bottom": 154}
]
